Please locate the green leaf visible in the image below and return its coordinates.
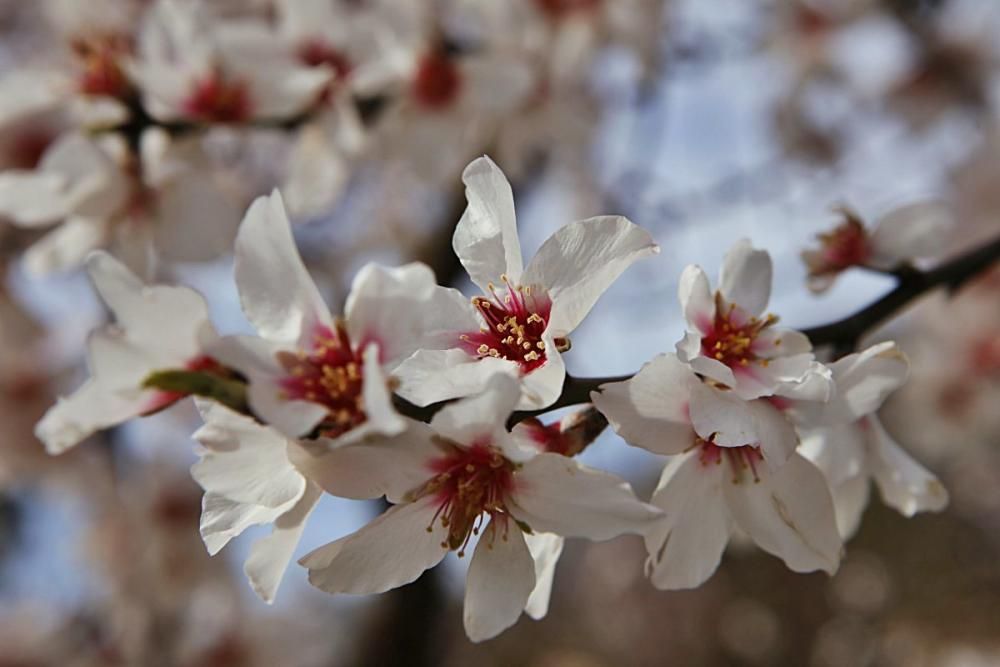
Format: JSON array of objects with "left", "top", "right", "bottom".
[{"left": 142, "top": 369, "right": 249, "bottom": 414}]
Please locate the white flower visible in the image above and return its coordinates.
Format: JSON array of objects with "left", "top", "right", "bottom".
[
  {"left": 592, "top": 353, "right": 842, "bottom": 590},
  {"left": 394, "top": 156, "right": 659, "bottom": 410},
  {"left": 798, "top": 342, "right": 949, "bottom": 537},
  {"left": 191, "top": 400, "right": 322, "bottom": 603},
  {"left": 802, "top": 203, "right": 953, "bottom": 293},
  {"left": 300, "top": 375, "right": 660, "bottom": 642},
  {"left": 134, "top": 0, "right": 330, "bottom": 124},
  {"left": 0, "top": 131, "right": 243, "bottom": 275},
  {"left": 36, "top": 251, "right": 219, "bottom": 454},
  {"left": 214, "top": 190, "right": 470, "bottom": 443},
  {"left": 676, "top": 239, "right": 831, "bottom": 401}
]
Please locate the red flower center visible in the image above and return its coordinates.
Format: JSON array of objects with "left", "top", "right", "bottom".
[
  {"left": 278, "top": 322, "right": 367, "bottom": 438},
  {"left": 701, "top": 293, "right": 778, "bottom": 370},
  {"left": 183, "top": 72, "right": 252, "bottom": 123},
  {"left": 459, "top": 280, "right": 554, "bottom": 374},
  {"left": 298, "top": 39, "right": 353, "bottom": 79},
  {"left": 411, "top": 53, "right": 462, "bottom": 110},
  {"left": 418, "top": 441, "right": 517, "bottom": 555},
  {"left": 74, "top": 35, "right": 133, "bottom": 99},
  {"left": 697, "top": 437, "right": 764, "bottom": 483},
  {"left": 534, "top": 0, "right": 601, "bottom": 19},
  {"left": 805, "top": 213, "right": 871, "bottom": 278}
]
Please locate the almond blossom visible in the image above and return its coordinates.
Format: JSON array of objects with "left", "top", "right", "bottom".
[
  {"left": 300, "top": 375, "right": 661, "bottom": 642},
  {"left": 676, "top": 239, "right": 832, "bottom": 401},
  {"left": 592, "top": 353, "right": 842, "bottom": 590},
  {"left": 36, "top": 251, "right": 220, "bottom": 454},
  {"left": 797, "top": 342, "right": 949, "bottom": 537},
  {"left": 802, "top": 202, "right": 953, "bottom": 292},
  {"left": 394, "top": 156, "right": 659, "bottom": 410},
  {"left": 213, "top": 190, "right": 471, "bottom": 443}
]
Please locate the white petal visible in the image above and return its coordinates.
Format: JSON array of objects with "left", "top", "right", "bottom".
[
  {"left": 191, "top": 401, "right": 306, "bottom": 509},
  {"left": 798, "top": 424, "right": 866, "bottom": 489},
  {"left": 245, "top": 65, "right": 331, "bottom": 120},
  {"left": 199, "top": 493, "right": 289, "bottom": 555},
  {"left": 345, "top": 262, "right": 479, "bottom": 366},
  {"left": 869, "top": 201, "right": 952, "bottom": 265},
  {"left": 517, "top": 339, "right": 566, "bottom": 410},
  {"left": 301, "top": 498, "right": 448, "bottom": 595},
  {"left": 509, "top": 453, "right": 661, "bottom": 540},
  {"left": 452, "top": 156, "right": 523, "bottom": 292},
  {"left": 463, "top": 524, "right": 535, "bottom": 642},
  {"left": 724, "top": 453, "right": 842, "bottom": 575},
  {"left": 867, "top": 417, "right": 948, "bottom": 517},
  {"left": 688, "top": 355, "right": 737, "bottom": 389},
  {"left": 0, "top": 171, "right": 72, "bottom": 227},
  {"left": 289, "top": 424, "right": 439, "bottom": 504},
  {"left": 678, "top": 264, "right": 714, "bottom": 333},
  {"left": 429, "top": 374, "right": 521, "bottom": 445},
  {"left": 645, "top": 451, "right": 730, "bottom": 590},
  {"left": 718, "top": 240, "right": 772, "bottom": 318},
  {"left": 393, "top": 349, "right": 519, "bottom": 407},
  {"left": 234, "top": 191, "right": 331, "bottom": 345},
  {"left": 591, "top": 353, "right": 696, "bottom": 456},
  {"left": 691, "top": 383, "right": 797, "bottom": 469},
  {"left": 328, "top": 343, "right": 407, "bottom": 446},
  {"left": 824, "top": 342, "right": 908, "bottom": 423},
  {"left": 35, "top": 379, "right": 149, "bottom": 454},
  {"left": 523, "top": 533, "right": 564, "bottom": 620},
  {"left": 23, "top": 216, "right": 108, "bottom": 275},
  {"left": 829, "top": 475, "right": 870, "bottom": 540},
  {"left": 244, "top": 482, "right": 322, "bottom": 603},
  {"left": 733, "top": 353, "right": 818, "bottom": 400},
  {"left": 520, "top": 215, "right": 658, "bottom": 335}
]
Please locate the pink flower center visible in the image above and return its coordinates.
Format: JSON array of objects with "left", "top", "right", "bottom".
[
  {"left": 417, "top": 441, "right": 517, "bottom": 555},
  {"left": 459, "top": 279, "right": 556, "bottom": 374},
  {"left": 701, "top": 293, "right": 778, "bottom": 369},
  {"left": 696, "top": 437, "right": 764, "bottom": 483},
  {"left": 805, "top": 214, "right": 871, "bottom": 277},
  {"left": 277, "top": 322, "right": 367, "bottom": 438},
  {"left": 73, "top": 34, "right": 133, "bottom": 99},
  {"left": 411, "top": 52, "right": 462, "bottom": 110},
  {"left": 298, "top": 39, "right": 353, "bottom": 79},
  {"left": 183, "top": 72, "right": 252, "bottom": 123}
]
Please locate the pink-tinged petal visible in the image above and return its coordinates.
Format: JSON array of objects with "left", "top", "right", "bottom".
[
  {"left": 244, "top": 482, "right": 322, "bottom": 603},
  {"left": 591, "top": 353, "right": 696, "bottom": 456},
  {"left": 509, "top": 453, "right": 661, "bottom": 540},
  {"left": 675, "top": 330, "right": 704, "bottom": 364},
  {"left": 393, "top": 349, "right": 519, "bottom": 407},
  {"left": 452, "top": 156, "right": 523, "bottom": 292},
  {"left": 429, "top": 374, "right": 521, "bottom": 446},
  {"left": 523, "top": 533, "right": 564, "bottom": 620},
  {"left": 733, "top": 353, "right": 818, "bottom": 400},
  {"left": 520, "top": 215, "right": 658, "bottom": 335},
  {"left": 718, "top": 240, "right": 772, "bottom": 318},
  {"left": 463, "top": 523, "right": 535, "bottom": 642},
  {"left": 678, "top": 264, "right": 714, "bottom": 333},
  {"left": 301, "top": 497, "right": 448, "bottom": 595},
  {"left": 724, "top": 453, "right": 842, "bottom": 575},
  {"left": 869, "top": 201, "right": 952, "bottom": 267},
  {"left": 289, "top": 424, "right": 440, "bottom": 504},
  {"left": 344, "top": 262, "right": 479, "bottom": 366},
  {"left": 35, "top": 378, "right": 150, "bottom": 455},
  {"left": 517, "top": 339, "right": 565, "bottom": 410},
  {"left": 645, "top": 450, "right": 730, "bottom": 590},
  {"left": 234, "top": 191, "right": 331, "bottom": 345},
  {"left": 191, "top": 401, "right": 306, "bottom": 510},
  {"left": 867, "top": 416, "right": 948, "bottom": 517},
  {"left": 829, "top": 475, "right": 870, "bottom": 540},
  {"left": 823, "top": 342, "right": 908, "bottom": 423}
]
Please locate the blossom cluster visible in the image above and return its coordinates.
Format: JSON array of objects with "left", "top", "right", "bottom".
[
  {"left": 38, "top": 156, "right": 948, "bottom": 642},
  {"left": 0, "top": 0, "right": 660, "bottom": 277}
]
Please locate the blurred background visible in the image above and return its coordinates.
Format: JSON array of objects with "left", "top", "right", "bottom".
[{"left": 0, "top": 0, "right": 998, "bottom": 665}]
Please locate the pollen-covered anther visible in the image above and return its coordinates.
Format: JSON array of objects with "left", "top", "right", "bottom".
[
  {"left": 459, "top": 278, "right": 554, "bottom": 373},
  {"left": 701, "top": 293, "right": 779, "bottom": 369},
  {"left": 416, "top": 442, "right": 517, "bottom": 556},
  {"left": 277, "top": 321, "right": 367, "bottom": 438}
]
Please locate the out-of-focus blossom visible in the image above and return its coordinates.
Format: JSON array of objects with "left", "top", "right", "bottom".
[
  {"left": 302, "top": 375, "right": 660, "bottom": 642},
  {"left": 395, "top": 156, "right": 658, "bottom": 410},
  {"left": 802, "top": 203, "right": 953, "bottom": 293},
  {"left": 593, "top": 352, "right": 842, "bottom": 589},
  {"left": 676, "top": 240, "right": 831, "bottom": 400},
  {"left": 35, "top": 251, "right": 219, "bottom": 454}
]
